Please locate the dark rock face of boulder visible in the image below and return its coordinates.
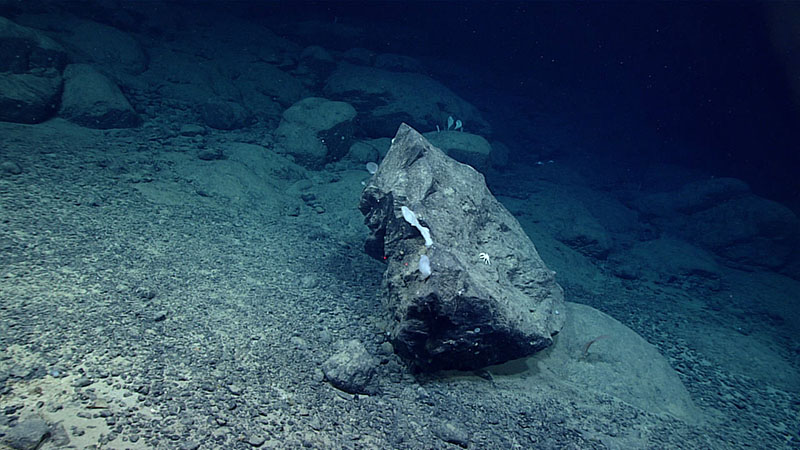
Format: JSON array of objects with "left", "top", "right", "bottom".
[
  {"left": 0, "top": 73, "right": 62, "bottom": 124},
  {"left": 274, "top": 97, "right": 357, "bottom": 169},
  {"left": 0, "top": 17, "right": 67, "bottom": 124},
  {"left": 0, "top": 17, "right": 67, "bottom": 74},
  {"left": 359, "top": 124, "right": 565, "bottom": 371}
]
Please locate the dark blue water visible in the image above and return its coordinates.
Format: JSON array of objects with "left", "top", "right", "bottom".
[{"left": 263, "top": 1, "right": 798, "bottom": 207}]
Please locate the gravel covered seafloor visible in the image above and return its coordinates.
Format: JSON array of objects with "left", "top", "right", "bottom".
[{"left": 0, "top": 121, "right": 790, "bottom": 449}]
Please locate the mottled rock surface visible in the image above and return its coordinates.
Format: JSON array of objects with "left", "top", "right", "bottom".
[{"left": 360, "top": 124, "right": 565, "bottom": 371}]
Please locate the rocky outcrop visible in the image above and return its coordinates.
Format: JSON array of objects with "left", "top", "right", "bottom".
[
  {"left": 54, "top": 18, "right": 148, "bottom": 75},
  {"left": 635, "top": 177, "right": 800, "bottom": 271},
  {"left": 0, "top": 17, "right": 67, "bottom": 124},
  {"left": 0, "top": 73, "right": 63, "bottom": 124},
  {"left": 0, "top": 17, "right": 68, "bottom": 74},
  {"left": 59, "top": 64, "right": 140, "bottom": 129},
  {"left": 275, "top": 97, "right": 357, "bottom": 169},
  {"left": 532, "top": 302, "right": 699, "bottom": 421},
  {"left": 324, "top": 63, "right": 491, "bottom": 138},
  {"left": 359, "top": 124, "right": 565, "bottom": 371},
  {"left": 423, "top": 131, "right": 493, "bottom": 172}
]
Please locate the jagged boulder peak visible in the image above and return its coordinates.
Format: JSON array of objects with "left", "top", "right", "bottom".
[{"left": 359, "top": 124, "right": 565, "bottom": 371}]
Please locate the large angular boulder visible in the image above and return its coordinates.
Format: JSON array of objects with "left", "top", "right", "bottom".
[{"left": 359, "top": 124, "right": 565, "bottom": 371}]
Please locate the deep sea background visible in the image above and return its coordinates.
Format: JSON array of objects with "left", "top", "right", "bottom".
[{"left": 262, "top": 1, "right": 800, "bottom": 207}]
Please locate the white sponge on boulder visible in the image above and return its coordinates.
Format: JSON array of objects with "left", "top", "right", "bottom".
[{"left": 401, "top": 206, "right": 433, "bottom": 247}]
